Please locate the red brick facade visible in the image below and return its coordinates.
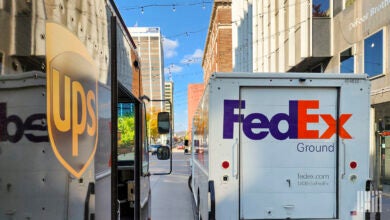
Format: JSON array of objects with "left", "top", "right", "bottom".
[
  {"left": 187, "top": 84, "right": 204, "bottom": 138},
  {"left": 202, "top": 0, "right": 232, "bottom": 84},
  {"left": 187, "top": 1, "right": 232, "bottom": 139}
]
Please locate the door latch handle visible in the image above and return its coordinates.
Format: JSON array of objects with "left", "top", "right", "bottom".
[{"left": 286, "top": 179, "right": 291, "bottom": 187}]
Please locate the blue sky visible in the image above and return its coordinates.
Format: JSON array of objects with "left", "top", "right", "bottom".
[{"left": 114, "top": 0, "right": 213, "bottom": 132}]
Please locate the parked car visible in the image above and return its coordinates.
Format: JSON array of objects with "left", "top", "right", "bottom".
[
  {"left": 149, "top": 144, "right": 162, "bottom": 155},
  {"left": 177, "top": 145, "right": 184, "bottom": 150}
]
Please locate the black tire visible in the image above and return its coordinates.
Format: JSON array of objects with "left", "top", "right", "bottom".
[
  {"left": 188, "top": 175, "right": 192, "bottom": 192},
  {"left": 197, "top": 191, "right": 202, "bottom": 220}
]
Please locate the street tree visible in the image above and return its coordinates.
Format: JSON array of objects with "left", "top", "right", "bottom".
[
  {"left": 146, "top": 107, "right": 160, "bottom": 143},
  {"left": 118, "top": 114, "right": 135, "bottom": 153}
]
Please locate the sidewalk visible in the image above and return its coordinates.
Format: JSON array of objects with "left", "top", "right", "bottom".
[{"left": 150, "top": 151, "right": 195, "bottom": 220}]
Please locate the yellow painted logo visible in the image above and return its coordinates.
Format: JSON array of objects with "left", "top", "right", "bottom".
[{"left": 46, "top": 22, "right": 98, "bottom": 178}]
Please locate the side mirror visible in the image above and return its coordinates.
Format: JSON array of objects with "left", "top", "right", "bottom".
[
  {"left": 157, "top": 146, "right": 170, "bottom": 160},
  {"left": 184, "top": 140, "right": 189, "bottom": 154},
  {"left": 158, "top": 112, "right": 170, "bottom": 134}
]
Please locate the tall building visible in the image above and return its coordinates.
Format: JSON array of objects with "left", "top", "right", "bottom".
[
  {"left": 164, "top": 81, "right": 174, "bottom": 133},
  {"left": 203, "top": 0, "right": 233, "bottom": 84},
  {"left": 232, "top": 0, "right": 326, "bottom": 72},
  {"left": 128, "top": 27, "right": 165, "bottom": 112},
  {"left": 231, "top": 0, "right": 390, "bottom": 191}
]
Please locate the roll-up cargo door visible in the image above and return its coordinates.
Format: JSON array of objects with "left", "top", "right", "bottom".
[{"left": 239, "top": 87, "right": 338, "bottom": 219}]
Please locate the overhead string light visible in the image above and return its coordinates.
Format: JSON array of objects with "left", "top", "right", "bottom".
[
  {"left": 163, "top": 27, "right": 208, "bottom": 39},
  {"left": 230, "top": 0, "right": 311, "bottom": 25},
  {"left": 231, "top": 0, "right": 312, "bottom": 53},
  {"left": 158, "top": 0, "right": 311, "bottom": 40},
  {"left": 236, "top": 18, "right": 309, "bottom": 49},
  {"left": 155, "top": 0, "right": 311, "bottom": 47},
  {"left": 120, "top": 1, "right": 213, "bottom": 14},
  {"left": 251, "top": 18, "right": 310, "bottom": 60}
]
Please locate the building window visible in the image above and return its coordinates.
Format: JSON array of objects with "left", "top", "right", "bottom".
[
  {"left": 311, "top": 63, "right": 324, "bottom": 73},
  {"left": 340, "top": 48, "right": 354, "bottom": 73},
  {"left": 364, "top": 30, "right": 384, "bottom": 77},
  {"left": 313, "top": 0, "right": 330, "bottom": 17}
]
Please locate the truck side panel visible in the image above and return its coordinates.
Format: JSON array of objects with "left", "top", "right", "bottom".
[
  {"left": 239, "top": 87, "right": 338, "bottom": 219},
  {"left": 0, "top": 73, "right": 95, "bottom": 219},
  {"left": 192, "top": 86, "right": 211, "bottom": 219}
]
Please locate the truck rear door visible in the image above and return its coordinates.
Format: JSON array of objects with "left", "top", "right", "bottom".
[{"left": 239, "top": 87, "right": 338, "bottom": 219}]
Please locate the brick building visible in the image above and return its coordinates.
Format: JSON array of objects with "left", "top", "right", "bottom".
[
  {"left": 187, "top": 83, "right": 204, "bottom": 139},
  {"left": 202, "top": 0, "right": 233, "bottom": 84},
  {"left": 188, "top": 0, "right": 232, "bottom": 140}
]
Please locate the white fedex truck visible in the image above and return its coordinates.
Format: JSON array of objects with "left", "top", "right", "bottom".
[{"left": 191, "top": 73, "right": 377, "bottom": 220}]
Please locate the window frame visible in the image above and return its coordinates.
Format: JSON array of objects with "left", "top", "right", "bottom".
[
  {"left": 117, "top": 102, "right": 137, "bottom": 162},
  {"left": 339, "top": 47, "right": 355, "bottom": 74},
  {"left": 363, "top": 29, "right": 386, "bottom": 79}
]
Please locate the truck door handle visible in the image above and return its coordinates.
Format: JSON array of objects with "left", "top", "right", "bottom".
[
  {"left": 283, "top": 205, "right": 295, "bottom": 209},
  {"left": 286, "top": 179, "right": 291, "bottom": 187},
  {"left": 84, "top": 182, "right": 95, "bottom": 220},
  {"left": 341, "top": 139, "right": 346, "bottom": 179},
  {"left": 233, "top": 138, "right": 238, "bottom": 179}
]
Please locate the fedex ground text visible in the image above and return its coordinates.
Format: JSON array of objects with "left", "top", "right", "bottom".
[{"left": 223, "top": 99, "right": 352, "bottom": 140}]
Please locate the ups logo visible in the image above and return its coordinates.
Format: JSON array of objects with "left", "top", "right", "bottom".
[{"left": 46, "top": 23, "right": 98, "bottom": 178}]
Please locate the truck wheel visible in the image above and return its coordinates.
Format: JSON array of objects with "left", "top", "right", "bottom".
[
  {"left": 197, "top": 191, "right": 202, "bottom": 220},
  {"left": 188, "top": 175, "right": 192, "bottom": 192}
]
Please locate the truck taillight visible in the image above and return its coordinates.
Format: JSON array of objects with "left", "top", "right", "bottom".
[
  {"left": 222, "top": 161, "right": 229, "bottom": 169},
  {"left": 350, "top": 161, "right": 358, "bottom": 169}
]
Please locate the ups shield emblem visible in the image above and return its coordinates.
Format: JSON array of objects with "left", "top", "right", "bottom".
[{"left": 46, "top": 22, "right": 98, "bottom": 179}]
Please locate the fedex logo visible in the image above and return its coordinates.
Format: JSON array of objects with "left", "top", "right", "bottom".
[{"left": 223, "top": 100, "right": 352, "bottom": 140}]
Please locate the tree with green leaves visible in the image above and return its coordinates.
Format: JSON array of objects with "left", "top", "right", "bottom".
[
  {"left": 146, "top": 107, "right": 160, "bottom": 143},
  {"left": 118, "top": 114, "right": 135, "bottom": 149}
]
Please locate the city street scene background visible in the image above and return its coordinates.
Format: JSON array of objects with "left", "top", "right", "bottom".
[{"left": 2, "top": 0, "right": 390, "bottom": 219}]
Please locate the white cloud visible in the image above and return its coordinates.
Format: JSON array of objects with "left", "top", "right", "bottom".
[
  {"left": 164, "top": 64, "right": 183, "bottom": 74},
  {"left": 162, "top": 37, "right": 179, "bottom": 58},
  {"left": 181, "top": 49, "right": 203, "bottom": 64}
]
